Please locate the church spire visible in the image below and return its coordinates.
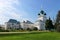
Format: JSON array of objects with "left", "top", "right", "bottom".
[
  {"left": 41, "top": 2, "right": 43, "bottom": 10},
  {"left": 41, "top": 0, "right": 43, "bottom": 10},
  {"left": 38, "top": 0, "right": 46, "bottom": 16}
]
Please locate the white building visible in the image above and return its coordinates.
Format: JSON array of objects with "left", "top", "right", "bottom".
[
  {"left": 5, "top": 10, "right": 47, "bottom": 30},
  {"left": 5, "top": 19, "right": 21, "bottom": 30},
  {"left": 34, "top": 10, "right": 47, "bottom": 30},
  {"left": 20, "top": 20, "right": 34, "bottom": 30},
  {"left": 20, "top": 10, "right": 47, "bottom": 30},
  {"left": 0, "top": 25, "right": 5, "bottom": 30}
]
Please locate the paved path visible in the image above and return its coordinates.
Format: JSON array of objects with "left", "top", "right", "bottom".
[{"left": 0, "top": 31, "right": 49, "bottom": 34}]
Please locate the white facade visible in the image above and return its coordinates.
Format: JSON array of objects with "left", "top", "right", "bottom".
[
  {"left": 5, "top": 19, "right": 21, "bottom": 30},
  {"left": 5, "top": 10, "right": 47, "bottom": 30},
  {"left": 0, "top": 25, "right": 6, "bottom": 30},
  {"left": 5, "top": 22, "right": 20, "bottom": 30},
  {"left": 20, "top": 20, "right": 34, "bottom": 30},
  {"left": 20, "top": 10, "right": 47, "bottom": 30},
  {"left": 34, "top": 10, "right": 46, "bottom": 30}
]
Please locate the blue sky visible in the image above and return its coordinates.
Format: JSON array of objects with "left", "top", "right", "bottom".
[{"left": 0, "top": 0, "right": 60, "bottom": 24}]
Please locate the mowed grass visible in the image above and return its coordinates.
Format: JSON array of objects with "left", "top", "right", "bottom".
[{"left": 0, "top": 32, "right": 60, "bottom": 40}]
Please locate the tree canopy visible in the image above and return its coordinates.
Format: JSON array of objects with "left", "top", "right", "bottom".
[{"left": 45, "top": 17, "right": 54, "bottom": 30}]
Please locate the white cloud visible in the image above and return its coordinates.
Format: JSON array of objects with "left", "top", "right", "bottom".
[{"left": 0, "top": 0, "right": 29, "bottom": 24}]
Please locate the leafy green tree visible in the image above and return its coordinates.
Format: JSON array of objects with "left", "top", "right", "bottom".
[
  {"left": 27, "top": 28, "right": 32, "bottom": 31},
  {"left": 56, "top": 10, "right": 60, "bottom": 24},
  {"left": 45, "top": 17, "right": 54, "bottom": 30},
  {"left": 33, "top": 27, "right": 38, "bottom": 31},
  {"left": 55, "top": 10, "right": 60, "bottom": 32}
]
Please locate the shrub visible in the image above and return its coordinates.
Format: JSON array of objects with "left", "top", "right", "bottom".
[
  {"left": 27, "top": 28, "right": 32, "bottom": 31},
  {"left": 33, "top": 27, "right": 38, "bottom": 31}
]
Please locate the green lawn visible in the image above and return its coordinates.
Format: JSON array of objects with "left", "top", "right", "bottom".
[{"left": 0, "top": 32, "right": 60, "bottom": 40}]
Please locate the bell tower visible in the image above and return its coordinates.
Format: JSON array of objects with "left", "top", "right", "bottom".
[
  {"left": 38, "top": 10, "right": 46, "bottom": 22},
  {"left": 35, "top": 10, "right": 47, "bottom": 30}
]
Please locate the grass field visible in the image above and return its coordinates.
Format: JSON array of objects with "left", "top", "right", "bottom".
[{"left": 0, "top": 32, "right": 60, "bottom": 40}]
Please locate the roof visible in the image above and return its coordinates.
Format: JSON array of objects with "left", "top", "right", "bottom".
[
  {"left": 38, "top": 10, "right": 46, "bottom": 15},
  {"left": 23, "top": 20, "right": 33, "bottom": 24},
  {"left": 8, "top": 19, "right": 20, "bottom": 24}
]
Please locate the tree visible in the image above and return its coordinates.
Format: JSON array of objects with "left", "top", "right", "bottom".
[
  {"left": 27, "top": 28, "right": 32, "bottom": 31},
  {"left": 55, "top": 10, "right": 60, "bottom": 32},
  {"left": 56, "top": 10, "right": 60, "bottom": 23},
  {"left": 33, "top": 27, "right": 38, "bottom": 31},
  {"left": 45, "top": 17, "right": 54, "bottom": 30}
]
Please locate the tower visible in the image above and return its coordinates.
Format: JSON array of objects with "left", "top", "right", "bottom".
[
  {"left": 38, "top": 10, "right": 46, "bottom": 22},
  {"left": 35, "top": 10, "right": 46, "bottom": 30}
]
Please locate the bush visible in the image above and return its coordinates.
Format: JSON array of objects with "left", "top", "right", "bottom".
[
  {"left": 20, "top": 28, "right": 24, "bottom": 30},
  {"left": 33, "top": 27, "right": 38, "bottom": 31},
  {"left": 0, "top": 29, "right": 9, "bottom": 32},
  {"left": 27, "top": 28, "right": 32, "bottom": 31}
]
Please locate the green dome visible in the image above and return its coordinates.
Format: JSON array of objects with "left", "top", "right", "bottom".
[
  {"left": 38, "top": 10, "right": 46, "bottom": 15},
  {"left": 40, "top": 10, "right": 44, "bottom": 14},
  {"left": 38, "top": 13, "right": 40, "bottom": 15},
  {"left": 44, "top": 13, "right": 46, "bottom": 15}
]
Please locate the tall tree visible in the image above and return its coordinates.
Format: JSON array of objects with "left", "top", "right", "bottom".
[
  {"left": 55, "top": 10, "right": 60, "bottom": 32},
  {"left": 56, "top": 10, "right": 60, "bottom": 23},
  {"left": 45, "top": 17, "right": 54, "bottom": 30}
]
